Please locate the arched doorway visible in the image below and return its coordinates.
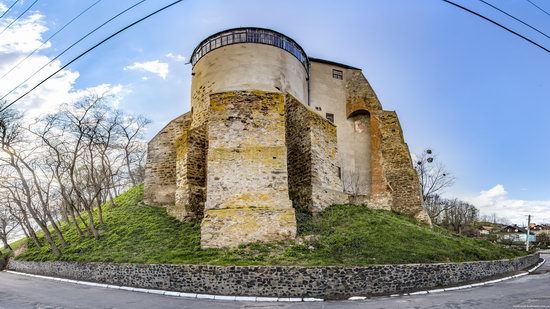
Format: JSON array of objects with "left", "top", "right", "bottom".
[{"left": 342, "top": 109, "right": 372, "bottom": 196}]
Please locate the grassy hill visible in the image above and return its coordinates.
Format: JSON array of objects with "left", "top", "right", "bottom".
[{"left": 9, "top": 185, "right": 526, "bottom": 266}]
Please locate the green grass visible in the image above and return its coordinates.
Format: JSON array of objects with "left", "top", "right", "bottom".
[
  {"left": 12, "top": 185, "right": 526, "bottom": 266},
  {"left": 1, "top": 237, "right": 26, "bottom": 256}
]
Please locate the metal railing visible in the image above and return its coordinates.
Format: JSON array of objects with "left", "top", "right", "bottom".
[{"left": 191, "top": 28, "right": 309, "bottom": 69}]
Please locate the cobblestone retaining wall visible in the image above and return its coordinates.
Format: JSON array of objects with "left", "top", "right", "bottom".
[{"left": 8, "top": 253, "right": 539, "bottom": 299}]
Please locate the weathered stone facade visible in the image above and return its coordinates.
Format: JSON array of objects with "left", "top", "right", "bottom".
[
  {"left": 201, "top": 91, "right": 296, "bottom": 248},
  {"left": 170, "top": 124, "right": 207, "bottom": 220},
  {"left": 380, "top": 111, "right": 430, "bottom": 222},
  {"left": 285, "top": 94, "right": 347, "bottom": 213},
  {"left": 144, "top": 113, "right": 190, "bottom": 207},
  {"left": 8, "top": 253, "right": 540, "bottom": 299},
  {"left": 144, "top": 27, "right": 431, "bottom": 248}
]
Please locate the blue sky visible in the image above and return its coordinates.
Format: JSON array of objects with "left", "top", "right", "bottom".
[{"left": 0, "top": 0, "right": 549, "bottom": 223}]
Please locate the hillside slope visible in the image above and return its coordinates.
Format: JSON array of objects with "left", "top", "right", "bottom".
[{"left": 14, "top": 185, "right": 526, "bottom": 266}]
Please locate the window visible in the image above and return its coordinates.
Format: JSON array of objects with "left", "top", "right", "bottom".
[
  {"left": 326, "top": 113, "right": 334, "bottom": 122},
  {"left": 332, "top": 69, "right": 343, "bottom": 80}
]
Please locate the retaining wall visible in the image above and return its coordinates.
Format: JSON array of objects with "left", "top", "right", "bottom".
[{"left": 7, "top": 253, "right": 539, "bottom": 299}]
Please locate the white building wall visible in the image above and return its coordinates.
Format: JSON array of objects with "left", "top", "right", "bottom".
[
  {"left": 191, "top": 43, "right": 308, "bottom": 108},
  {"left": 308, "top": 61, "right": 372, "bottom": 195}
]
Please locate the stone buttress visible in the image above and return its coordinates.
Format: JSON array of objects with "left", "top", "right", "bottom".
[
  {"left": 200, "top": 91, "right": 296, "bottom": 248},
  {"left": 144, "top": 113, "right": 190, "bottom": 207}
]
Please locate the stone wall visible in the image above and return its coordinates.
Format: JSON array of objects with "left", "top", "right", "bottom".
[
  {"left": 380, "top": 111, "right": 431, "bottom": 224},
  {"left": 144, "top": 113, "right": 191, "bottom": 207},
  {"left": 285, "top": 94, "right": 347, "bottom": 213},
  {"left": 345, "top": 70, "right": 383, "bottom": 116},
  {"left": 201, "top": 91, "right": 296, "bottom": 248},
  {"left": 309, "top": 106, "right": 348, "bottom": 211},
  {"left": 285, "top": 94, "right": 313, "bottom": 211},
  {"left": 170, "top": 124, "right": 208, "bottom": 220},
  {"left": 344, "top": 70, "right": 393, "bottom": 210},
  {"left": 8, "top": 253, "right": 539, "bottom": 299}
]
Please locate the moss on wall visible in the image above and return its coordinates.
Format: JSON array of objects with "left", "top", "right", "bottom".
[{"left": 201, "top": 90, "right": 296, "bottom": 248}]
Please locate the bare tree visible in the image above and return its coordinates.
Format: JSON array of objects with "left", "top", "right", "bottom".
[
  {"left": 441, "top": 199, "right": 479, "bottom": 234},
  {"left": 0, "top": 204, "right": 17, "bottom": 250},
  {"left": 415, "top": 149, "right": 456, "bottom": 201},
  {"left": 0, "top": 92, "right": 150, "bottom": 255},
  {"left": 423, "top": 194, "right": 454, "bottom": 224},
  {"left": 0, "top": 102, "right": 63, "bottom": 256},
  {"left": 341, "top": 170, "right": 369, "bottom": 203},
  {"left": 119, "top": 114, "right": 151, "bottom": 187},
  {"left": 0, "top": 181, "right": 42, "bottom": 248}
]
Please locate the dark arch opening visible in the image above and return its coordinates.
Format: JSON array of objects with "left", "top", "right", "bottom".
[{"left": 348, "top": 109, "right": 371, "bottom": 119}]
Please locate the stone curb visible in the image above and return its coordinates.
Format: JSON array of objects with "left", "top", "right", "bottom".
[
  {"left": 2, "top": 270, "right": 323, "bottom": 302},
  {"left": 346, "top": 258, "right": 546, "bottom": 300}
]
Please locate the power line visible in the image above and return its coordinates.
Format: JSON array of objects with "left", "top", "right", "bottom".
[
  {"left": 0, "top": 0, "right": 186, "bottom": 113},
  {"left": 0, "top": 0, "right": 39, "bottom": 37},
  {"left": 0, "top": 0, "right": 21, "bottom": 20},
  {"left": 478, "top": 0, "right": 550, "bottom": 40},
  {"left": 0, "top": 0, "right": 104, "bottom": 83},
  {"left": 525, "top": 0, "right": 550, "bottom": 17},
  {"left": 0, "top": 0, "right": 148, "bottom": 102},
  {"left": 442, "top": 0, "right": 550, "bottom": 54}
]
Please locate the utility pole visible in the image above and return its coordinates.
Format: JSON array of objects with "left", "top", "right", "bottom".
[{"left": 526, "top": 214, "right": 531, "bottom": 252}]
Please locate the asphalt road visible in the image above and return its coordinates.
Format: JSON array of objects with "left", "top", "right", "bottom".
[{"left": 0, "top": 254, "right": 548, "bottom": 309}]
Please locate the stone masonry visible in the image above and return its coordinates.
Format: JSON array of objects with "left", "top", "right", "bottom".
[
  {"left": 144, "top": 113, "right": 190, "bottom": 206},
  {"left": 8, "top": 253, "right": 540, "bottom": 299},
  {"left": 380, "top": 111, "right": 431, "bottom": 222},
  {"left": 201, "top": 91, "right": 296, "bottom": 248},
  {"left": 285, "top": 94, "right": 347, "bottom": 213},
  {"left": 143, "top": 27, "right": 432, "bottom": 248}
]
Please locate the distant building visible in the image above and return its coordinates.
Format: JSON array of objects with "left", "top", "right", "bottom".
[
  {"left": 477, "top": 226, "right": 494, "bottom": 236},
  {"left": 530, "top": 224, "right": 550, "bottom": 235},
  {"left": 499, "top": 224, "right": 536, "bottom": 243}
]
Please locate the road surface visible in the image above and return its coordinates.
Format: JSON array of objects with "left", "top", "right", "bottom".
[{"left": 0, "top": 254, "right": 548, "bottom": 309}]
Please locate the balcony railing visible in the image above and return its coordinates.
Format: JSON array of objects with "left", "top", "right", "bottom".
[{"left": 191, "top": 28, "right": 309, "bottom": 69}]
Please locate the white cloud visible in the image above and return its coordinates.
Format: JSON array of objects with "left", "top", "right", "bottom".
[
  {"left": 165, "top": 52, "right": 185, "bottom": 62},
  {"left": 71, "top": 83, "right": 128, "bottom": 109},
  {"left": 124, "top": 60, "right": 169, "bottom": 79},
  {"left": 0, "top": 6, "right": 128, "bottom": 119},
  {"left": 467, "top": 184, "right": 550, "bottom": 225},
  {"left": 0, "top": 13, "right": 50, "bottom": 54}
]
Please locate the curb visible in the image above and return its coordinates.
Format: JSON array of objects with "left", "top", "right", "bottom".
[
  {"left": 3, "top": 270, "right": 323, "bottom": 302},
  {"left": 346, "top": 259, "right": 546, "bottom": 300},
  {"left": 5, "top": 259, "right": 545, "bottom": 303}
]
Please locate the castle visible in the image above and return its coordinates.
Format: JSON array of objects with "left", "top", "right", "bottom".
[{"left": 144, "top": 28, "right": 430, "bottom": 249}]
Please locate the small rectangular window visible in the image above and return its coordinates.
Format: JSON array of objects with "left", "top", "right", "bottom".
[
  {"left": 332, "top": 69, "right": 343, "bottom": 80},
  {"left": 326, "top": 113, "right": 334, "bottom": 122}
]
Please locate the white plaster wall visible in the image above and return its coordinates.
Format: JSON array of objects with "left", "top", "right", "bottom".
[
  {"left": 308, "top": 61, "right": 372, "bottom": 195},
  {"left": 191, "top": 44, "right": 308, "bottom": 105}
]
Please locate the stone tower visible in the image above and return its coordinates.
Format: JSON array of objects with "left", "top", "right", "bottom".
[{"left": 144, "top": 28, "right": 431, "bottom": 249}]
